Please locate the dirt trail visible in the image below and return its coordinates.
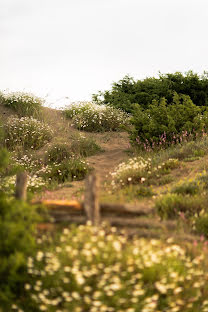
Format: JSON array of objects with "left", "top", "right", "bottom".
[{"left": 39, "top": 131, "right": 130, "bottom": 201}]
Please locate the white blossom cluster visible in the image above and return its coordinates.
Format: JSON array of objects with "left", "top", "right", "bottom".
[
  {"left": 5, "top": 116, "right": 53, "bottom": 150},
  {"left": 13, "top": 224, "right": 208, "bottom": 312},
  {"left": 111, "top": 156, "right": 151, "bottom": 187},
  {"left": 64, "top": 101, "right": 129, "bottom": 132},
  {"left": 1, "top": 91, "right": 44, "bottom": 107}
]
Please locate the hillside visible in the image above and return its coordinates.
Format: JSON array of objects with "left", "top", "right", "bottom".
[
  {"left": 2, "top": 101, "right": 208, "bottom": 241},
  {"left": 3, "top": 93, "right": 208, "bottom": 310}
]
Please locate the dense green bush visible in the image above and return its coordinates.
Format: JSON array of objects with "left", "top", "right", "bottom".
[
  {"left": 70, "top": 134, "right": 103, "bottom": 157},
  {"left": 45, "top": 143, "right": 72, "bottom": 164},
  {"left": 4, "top": 116, "right": 53, "bottom": 150},
  {"left": 93, "top": 71, "right": 208, "bottom": 112},
  {"left": 0, "top": 91, "right": 43, "bottom": 118},
  {"left": 64, "top": 101, "right": 129, "bottom": 132},
  {"left": 15, "top": 224, "right": 208, "bottom": 312},
  {"left": 195, "top": 214, "right": 208, "bottom": 238},
  {"left": 156, "top": 193, "right": 205, "bottom": 219},
  {"left": 130, "top": 93, "right": 208, "bottom": 148},
  {"left": 0, "top": 194, "right": 39, "bottom": 309}
]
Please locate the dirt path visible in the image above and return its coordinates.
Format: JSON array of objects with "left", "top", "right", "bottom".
[{"left": 38, "top": 131, "right": 130, "bottom": 201}]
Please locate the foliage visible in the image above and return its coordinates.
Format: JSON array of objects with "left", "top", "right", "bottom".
[
  {"left": 45, "top": 143, "right": 72, "bottom": 164},
  {"left": 171, "top": 180, "right": 201, "bottom": 196},
  {"left": 64, "top": 101, "right": 129, "bottom": 132},
  {"left": 0, "top": 91, "right": 44, "bottom": 118},
  {"left": 14, "top": 224, "right": 208, "bottom": 312},
  {"left": 194, "top": 214, "right": 208, "bottom": 238},
  {"left": 110, "top": 156, "right": 179, "bottom": 189},
  {"left": 70, "top": 134, "right": 103, "bottom": 157},
  {"left": 93, "top": 71, "right": 208, "bottom": 113},
  {"left": 130, "top": 93, "right": 208, "bottom": 148},
  {"left": 155, "top": 193, "right": 205, "bottom": 219},
  {"left": 0, "top": 194, "right": 39, "bottom": 308},
  {"left": 41, "top": 158, "right": 90, "bottom": 184},
  {"left": 0, "top": 174, "right": 46, "bottom": 195},
  {"left": 4, "top": 116, "right": 53, "bottom": 150},
  {"left": 110, "top": 156, "right": 151, "bottom": 188}
]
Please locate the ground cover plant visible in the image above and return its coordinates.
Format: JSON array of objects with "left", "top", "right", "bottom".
[
  {"left": 64, "top": 101, "right": 129, "bottom": 132},
  {"left": 70, "top": 134, "right": 103, "bottom": 157},
  {"left": 4, "top": 116, "right": 53, "bottom": 150},
  {"left": 45, "top": 143, "right": 72, "bottom": 164},
  {"left": 0, "top": 91, "right": 44, "bottom": 118},
  {"left": 12, "top": 224, "right": 208, "bottom": 312},
  {"left": 110, "top": 156, "right": 179, "bottom": 189},
  {"left": 39, "top": 158, "right": 90, "bottom": 184}
]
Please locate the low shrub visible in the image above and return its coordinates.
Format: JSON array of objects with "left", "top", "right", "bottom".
[
  {"left": 41, "top": 158, "right": 90, "bottom": 183},
  {"left": 64, "top": 101, "right": 129, "bottom": 132},
  {"left": 111, "top": 156, "right": 179, "bottom": 189},
  {"left": 156, "top": 193, "right": 205, "bottom": 219},
  {"left": 0, "top": 194, "right": 39, "bottom": 308},
  {"left": 70, "top": 134, "right": 103, "bottom": 157},
  {"left": 0, "top": 91, "right": 44, "bottom": 118},
  {"left": 171, "top": 180, "right": 201, "bottom": 196},
  {"left": 45, "top": 143, "right": 72, "bottom": 164},
  {"left": 110, "top": 156, "right": 151, "bottom": 188},
  {"left": 15, "top": 224, "right": 208, "bottom": 312},
  {"left": 195, "top": 214, "right": 208, "bottom": 238},
  {"left": 4, "top": 117, "right": 53, "bottom": 150}
]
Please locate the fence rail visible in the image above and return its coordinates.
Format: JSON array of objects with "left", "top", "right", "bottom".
[{"left": 15, "top": 172, "right": 174, "bottom": 233}]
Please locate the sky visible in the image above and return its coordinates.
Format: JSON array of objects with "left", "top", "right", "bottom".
[{"left": 1, "top": 0, "right": 208, "bottom": 107}]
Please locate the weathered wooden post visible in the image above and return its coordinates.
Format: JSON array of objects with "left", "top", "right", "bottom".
[
  {"left": 15, "top": 171, "right": 28, "bottom": 200},
  {"left": 84, "top": 172, "right": 100, "bottom": 226}
]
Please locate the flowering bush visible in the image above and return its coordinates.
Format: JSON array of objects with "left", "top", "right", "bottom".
[
  {"left": 0, "top": 91, "right": 44, "bottom": 118},
  {"left": 39, "top": 158, "right": 90, "bottom": 184},
  {"left": 4, "top": 117, "right": 53, "bottom": 150},
  {"left": 110, "top": 157, "right": 179, "bottom": 188},
  {"left": 45, "top": 143, "right": 72, "bottom": 164},
  {"left": 111, "top": 156, "right": 151, "bottom": 188},
  {"left": 0, "top": 174, "right": 46, "bottom": 195},
  {"left": 13, "top": 224, "right": 208, "bottom": 312},
  {"left": 64, "top": 101, "right": 129, "bottom": 132}
]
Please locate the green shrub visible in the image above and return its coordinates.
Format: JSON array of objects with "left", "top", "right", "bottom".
[
  {"left": 130, "top": 93, "right": 207, "bottom": 148},
  {"left": 0, "top": 91, "right": 43, "bottom": 118},
  {"left": 171, "top": 180, "right": 201, "bottom": 196},
  {"left": 70, "top": 134, "right": 103, "bottom": 157},
  {"left": 156, "top": 193, "right": 205, "bottom": 219},
  {"left": 16, "top": 224, "right": 208, "bottom": 311},
  {"left": 4, "top": 116, "right": 53, "bottom": 150},
  {"left": 42, "top": 158, "right": 90, "bottom": 183},
  {"left": 93, "top": 71, "right": 208, "bottom": 112},
  {"left": 195, "top": 214, "right": 208, "bottom": 238},
  {"left": 64, "top": 101, "right": 129, "bottom": 132},
  {"left": 136, "top": 185, "right": 154, "bottom": 197},
  {"left": 45, "top": 143, "right": 72, "bottom": 164},
  {"left": 0, "top": 194, "right": 39, "bottom": 309}
]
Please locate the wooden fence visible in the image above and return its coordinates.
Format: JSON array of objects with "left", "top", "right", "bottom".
[{"left": 15, "top": 171, "right": 178, "bottom": 238}]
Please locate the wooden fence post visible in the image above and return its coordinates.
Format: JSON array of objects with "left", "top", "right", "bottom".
[
  {"left": 84, "top": 172, "right": 100, "bottom": 226},
  {"left": 15, "top": 172, "right": 28, "bottom": 200}
]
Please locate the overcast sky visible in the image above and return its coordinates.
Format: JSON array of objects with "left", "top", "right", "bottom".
[{"left": 1, "top": 0, "right": 208, "bottom": 107}]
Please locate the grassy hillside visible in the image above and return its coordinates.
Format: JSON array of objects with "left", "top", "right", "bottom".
[{"left": 2, "top": 90, "right": 208, "bottom": 310}]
